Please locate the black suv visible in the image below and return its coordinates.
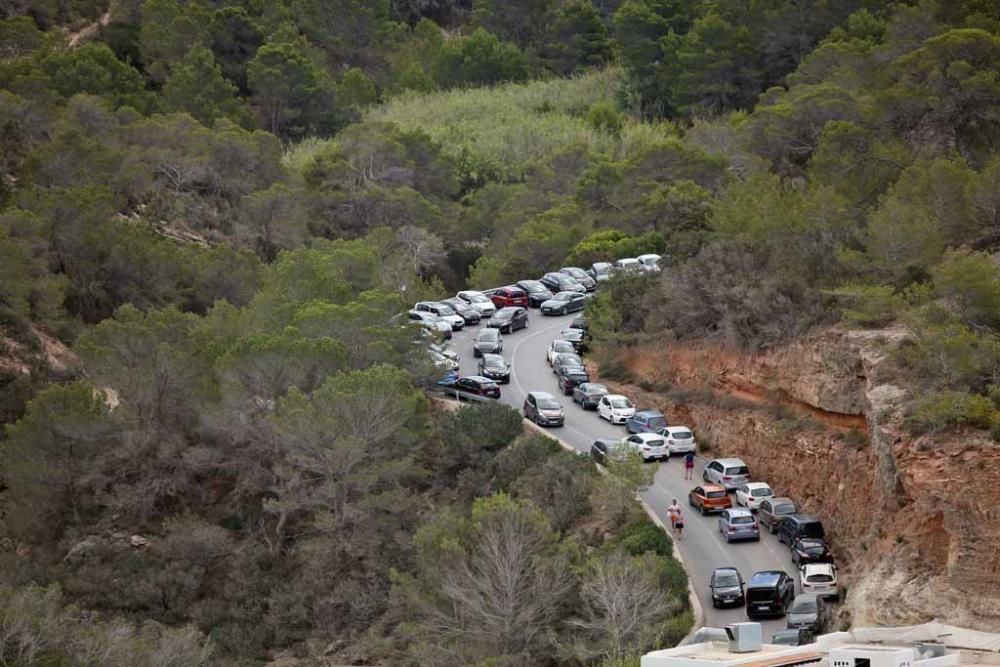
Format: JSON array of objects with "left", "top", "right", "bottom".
[
  {"left": 516, "top": 279, "right": 553, "bottom": 308},
  {"left": 556, "top": 365, "right": 590, "bottom": 395},
  {"left": 777, "top": 514, "right": 826, "bottom": 546},
  {"left": 745, "top": 570, "right": 795, "bottom": 619}
]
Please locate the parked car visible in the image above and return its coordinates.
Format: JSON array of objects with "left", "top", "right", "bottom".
[
  {"left": 625, "top": 409, "right": 668, "bottom": 434},
  {"left": 718, "top": 507, "right": 760, "bottom": 543},
  {"left": 771, "top": 628, "right": 814, "bottom": 646},
  {"left": 473, "top": 328, "right": 503, "bottom": 357},
  {"left": 658, "top": 426, "right": 696, "bottom": 454},
  {"left": 523, "top": 391, "right": 564, "bottom": 427},
  {"left": 598, "top": 394, "right": 635, "bottom": 424},
  {"left": 758, "top": 497, "right": 797, "bottom": 534},
  {"left": 636, "top": 253, "right": 662, "bottom": 272},
  {"left": 790, "top": 538, "right": 834, "bottom": 566},
  {"left": 702, "top": 458, "right": 750, "bottom": 491},
  {"left": 429, "top": 342, "right": 459, "bottom": 364},
  {"left": 786, "top": 594, "right": 827, "bottom": 633},
  {"left": 516, "top": 279, "right": 553, "bottom": 308},
  {"left": 408, "top": 310, "right": 452, "bottom": 339},
  {"left": 456, "top": 290, "right": 496, "bottom": 316},
  {"left": 477, "top": 353, "right": 510, "bottom": 384},
  {"left": 539, "top": 272, "right": 586, "bottom": 294},
  {"left": 688, "top": 484, "right": 733, "bottom": 515},
  {"left": 490, "top": 286, "right": 530, "bottom": 309},
  {"left": 590, "top": 438, "right": 622, "bottom": 466},
  {"left": 488, "top": 306, "right": 529, "bottom": 333},
  {"left": 709, "top": 567, "right": 745, "bottom": 608},
  {"left": 547, "top": 339, "right": 577, "bottom": 365},
  {"left": 622, "top": 433, "right": 669, "bottom": 462},
  {"left": 572, "top": 382, "right": 608, "bottom": 409},
  {"left": 414, "top": 301, "right": 465, "bottom": 330},
  {"left": 569, "top": 315, "right": 587, "bottom": 331},
  {"left": 430, "top": 348, "right": 459, "bottom": 371},
  {"left": 441, "top": 297, "right": 482, "bottom": 324},
  {"left": 746, "top": 570, "right": 796, "bottom": 619},
  {"left": 735, "top": 482, "right": 774, "bottom": 510},
  {"left": 551, "top": 352, "right": 584, "bottom": 375},
  {"left": 559, "top": 266, "right": 597, "bottom": 291},
  {"left": 442, "top": 375, "right": 500, "bottom": 401},
  {"left": 589, "top": 262, "right": 612, "bottom": 282},
  {"left": 541, "top": 291, "right": 586, "bottom": 315},
  {"left": 557, "top": 365, "right": 590, "bottom": 395},
  {"left": 612, "top": 257, "right": 642, "bottom": 273},
  {"left": 557, "top": 327, "right": 588, "bottom": 352},
  {"left": 799, "top": 562, "right": 839, "bottom": 600},
  {"left": 777, "top": 514, "right": 826, "bottom": 546}
]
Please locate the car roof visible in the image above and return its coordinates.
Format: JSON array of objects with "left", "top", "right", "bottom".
[
  {"left": 786, "top": 513, "right": 821, "bottom": 523},
  {"left": 636, "top": 409, "right": 665, "bottom": 417},
  {"left": 701, "top": 484, "right": 725, "bottom": 493},
  {"left": 604, "top": 393, "right": 629, "bottom": 400},
  {"left": 744, "top": 482, "right": 771, "bottom": 490},
  {"left": 801, "top": 562, "right": 834, "bottom": 574},
  {"left": 768, "top": 496, "right": 795, "bottom": 505},
  {"left": 713, "top": 457, "right": 748, "bottom": 466},
  {"left": 529, "top": 391, "right": 554, "bottom": 399},
  {"left": 481, "top": 353, "right": 505, "bottom": 362},
  {"left": 554, "top": 291, "right": 579, "bottom": 297},
  {"left": 748, "top": 570, "right": 786, "bottom": 585},
  {"left": 712, "top": 566, "right": 741, "bottom": 576},
  {"left": 664, "top": 425, "right": 692, "bottom": 432},
  {"left": 726, "top": 507, "right": 754, "bottom": 517},
  {"left": 458, "top": 290, "right": 485, "bottom": 296},
  {"left": 629, "top": 432, "right": 664, "bottom": 441},
  {"left": 579, "top": 383, "right": 606, "bottom": 391},
  {"left": 637, "top": 253, "right": 661, "bottom": 260},
  {"left": 464, "top": 375, "right": 494, "bottom": 383},
  {"left": 551, "top": 339, "right": 575, "bottom": 347},
  {"left": 517, "top": 279, "right": 542, "bottom": 285}
]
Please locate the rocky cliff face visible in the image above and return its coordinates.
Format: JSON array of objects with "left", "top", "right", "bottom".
[{"left": 601, "top": 326, "right": 1000, "bottom": 631}]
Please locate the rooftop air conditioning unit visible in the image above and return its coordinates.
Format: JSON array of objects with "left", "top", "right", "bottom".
[{"left": 726, "top": 623, "right": 762, "bottom": 653}]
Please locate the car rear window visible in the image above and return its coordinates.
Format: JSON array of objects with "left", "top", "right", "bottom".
[
  {"left": 807, "top": 574, "right": 834, "bottom": 583},
  {"left": 726, "top": 465, "right": 750, "bottom": 475},
  {"left": 647, "top": 416, "right": 668, "bottom": 430},
  {"left": 752, "top": 488, "right": 773, "bottom": 497},
  {"left": 801, "top": 522, "right": 825, "bottom": 539},
  {"left": 731, "top": 516, "right": 755, "bottom": 525},
  {"left": 672, "top": 430, "right": 693, "bottom": 439},
  {"left": 706, "top": 490, "right": 727, "bottom": 499},
  {"left": 646, "top": 439, "right": 665, "bottom": 447},
  {"left": 747, "top": 588, "right": 776, "bottom": 602}
]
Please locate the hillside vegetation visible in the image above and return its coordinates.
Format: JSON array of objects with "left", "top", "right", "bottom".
[{"left": 1, "top": 0, "right": 1000, "bottom": 664}]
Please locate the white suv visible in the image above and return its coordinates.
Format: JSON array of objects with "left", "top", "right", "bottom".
[
  {"left": 800, "top": 563, "right": 838, "bottom": 600},
  {"left": 658, "top": 425, "right": 696, "bottom": 454},
  {"left": 703, "top": 458, "right": 750, "bottom": 491}
]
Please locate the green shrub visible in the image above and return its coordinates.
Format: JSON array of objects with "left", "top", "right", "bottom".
[
  {"left": 905, "top": 390, "right": 997, "bottom": 434},
  {"left": 606, "top": 516, "right": 673, "bottom": 557},
  {"left": 825, "top": 284, "right": 905, "bottom": 327}
]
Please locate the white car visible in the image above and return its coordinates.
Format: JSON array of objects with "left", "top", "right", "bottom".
[
  {"left": 414, "top": 301, "right": 465, "bottom": 330},
  {"left": 613, "top": 258, "right": 642, "bottom": 273},
  {"left": 430, "top": 348, "right": 459, "bottom": 371},
  {"left": 622, "top": 433, "right": 669, "bottom": 462},
  {"left": 637, "top": 253, "right": 662, "bottom": 272},
  {"left": 735, "top": 482, "right": 774, "bottom": 510},
  {"left": 456, "top": 290, "right": 496, "bottom": 317},
  {"left": 800, "top": 562, "right": 838, "bottom": 600},
  {"left": 598, "top": 394, "right": 635, "bottom": 424},
  {"left": 659, "top": 425, "right": 696, "bottom": 454},
  {"left": 547, "top": 339, "right": 577, "bottom": 366},
  {"left": 408, "top": 310, "right": 452, "bottom": 338}
]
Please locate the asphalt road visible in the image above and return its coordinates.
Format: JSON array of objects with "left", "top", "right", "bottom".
[{"left": 448, "top": 310, "right": 803, "bottom": 638}]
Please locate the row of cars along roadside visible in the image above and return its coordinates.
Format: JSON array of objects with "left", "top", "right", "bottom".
[{"left": 691, "top": 457, "right": 840, "bottom": 644}]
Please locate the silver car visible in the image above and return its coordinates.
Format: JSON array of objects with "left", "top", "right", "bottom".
[
  {"left": 758, "top": 497, "right": 797, "bottom": 534},
  {"left": 703, "top": 457, "right": 750, "bottom": 491},
  {"left": 718, "top": 507, "right": 760, "bottom": 543},
  {"left": 473, "top": 327, "right": 503, "bottom": 357}
]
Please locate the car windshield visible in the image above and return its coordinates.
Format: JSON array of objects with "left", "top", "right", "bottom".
[
  {"left": 714, "top": 573, "right": 741, "bottom": 587},
  {"left": 537, "top": 397, "right": 560, "bottom": 410},
  {"left": 672, "top": 430, "right": 693, "bottom": 439},
  {"left": 752, "top": 488, "right": 773, "bottom": 497},
  {"left": 560, "top": 329, "right": 582, "bottom": 339},
  {"left": 807, "top": 574, "right": 834, "bottom": 583},
  {"left": 437, "top": 305, "right": 456, "bottom": 315},
  {"left": 731, "top": 515, "right": 754, "bottom": 525},
  {"left": 610, "top": 398, "right": 632, "bottom": 409},
  {"left": 554, "top": 293, "right": 571, "bottom": 302},
  {"left": 478, "top": 331, "right": 499, "bottom": 341},
  {"left": 558, "top": 354, "right": 582, "bottom": 365},
  {"left": 594, "top": 264, "right": 610, "bottom": 273},
  {"left": 587, "top": 384, "right": 608, "bottom": 394},
  {"left": 495, "top": 309, "right": 514, "bottom": 318},
  {"left": 790, "top": 598, "right": 818, "bottom": 614},
  {"left": 647, "top": 416, "right": 668, "bottom": 430},
  {"left": 467, "top": 293, "right": 490, "bottom": 303},
  {"left": 706, "top": 490, "right": 727, "bottom": 499},
  {"left": 802, "top": 543, "right": 824, "bottom": 553},
  {"left": 564, "top": 268, "right": 585, "bottom": 277},
  {"left": 553, "top": 341, "right": 574, "bottom": 352},
  {"left": 484, "top": 357, "right": 505, "bottom": 368},
  {"left": 726, "top": 465, "right": 750, "bottom": 475}
]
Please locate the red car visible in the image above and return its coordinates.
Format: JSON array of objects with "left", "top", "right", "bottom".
[{"left": 490, "top": 286, "right": 529, "bottom": 308}]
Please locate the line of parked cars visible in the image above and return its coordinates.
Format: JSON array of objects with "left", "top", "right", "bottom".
[{"left": 694, "top": 457, "right": 838, "bottom": 642}]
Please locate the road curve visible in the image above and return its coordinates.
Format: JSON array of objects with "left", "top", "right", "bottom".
[{"left": 449, "top": 310, "right": 804, "bottom": 638}]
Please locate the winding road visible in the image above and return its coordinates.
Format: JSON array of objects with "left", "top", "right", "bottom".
[{"left": 449, "top": 309, "right": 803, "bottom": 638}]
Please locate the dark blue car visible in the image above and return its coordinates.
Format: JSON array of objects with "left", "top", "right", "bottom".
[{"left": 625, "top": 409, "right": 668, "bottom": 434}]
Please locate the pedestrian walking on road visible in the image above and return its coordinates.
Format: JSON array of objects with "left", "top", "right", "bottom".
[
  {"left": 673, "top": 508, "right": 684, "bottom": 541},
  {"left": 684, "top": 451, "right": 695, "bottom": 480},
  {"left": 667, "top": 498, "right": 681, "bottom": 528}
]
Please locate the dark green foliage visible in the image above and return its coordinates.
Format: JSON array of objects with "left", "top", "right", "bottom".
[
  {"left": 432, "top": 27, "right": 528, "bottom": 88},
  {"left": 541, "top": 0, "right": 613, "bottom": 75}
]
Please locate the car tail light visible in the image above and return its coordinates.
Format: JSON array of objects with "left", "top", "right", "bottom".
[
  {"left": 723, "top": 475, "right": 732, "bottom": 480},
  {"left": 728, "top": 527, "right": 736, "bottom": 533}
]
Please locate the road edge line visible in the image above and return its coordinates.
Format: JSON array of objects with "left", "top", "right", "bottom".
[{"left": 522, "top": 418, "right": 705, "bottom": 647}]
